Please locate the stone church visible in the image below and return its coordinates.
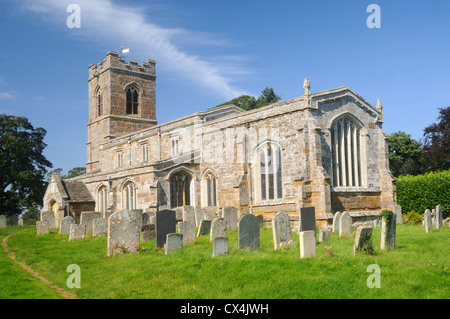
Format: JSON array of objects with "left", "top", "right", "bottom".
[{"left": 42, "top": 51, "right": 396, "bottom": 226}]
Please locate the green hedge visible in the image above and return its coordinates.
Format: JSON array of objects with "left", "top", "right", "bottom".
[{"left": 397, "top": 169, "right": 450, "bottom": 216}]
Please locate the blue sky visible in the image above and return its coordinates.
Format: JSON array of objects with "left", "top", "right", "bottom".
[{"left": 1, "top": 0, "right": 449, "bottom": 174}]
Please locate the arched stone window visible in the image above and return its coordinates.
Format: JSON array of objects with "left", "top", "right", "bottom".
[
  {"left": 97, "top": 185, "right": 108, "bottom": 214},
  {"left": 122, "top": 181, "right": 136, "bottom": 210},
  {"left": 126, "top": 86, "right": 139, "bottom": 115},
  {"left": 256, "top": 142, "right": 283, "bottom": 201},
  {"left": 96, "top": 88, "right": 103, "bottom": 117},
  {"left": 330, "top": 115, "right": 366, "bottom": 187},
  {"left": 202, "top": 170, "right": 217, "bottom": 208}
]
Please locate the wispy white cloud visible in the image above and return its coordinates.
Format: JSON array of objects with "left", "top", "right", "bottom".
[
  {"left": 0, "top": 92, "right": 15, "bottom": 100},
  {"left": 21, "top": 0, "right": 251, "bottom": 99}
]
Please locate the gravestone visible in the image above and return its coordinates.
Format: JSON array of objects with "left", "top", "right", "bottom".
[
  {"left": 272, "top": 211, "right": 293, "bottom": 250},
  {"left": 256, "top": 214, "right": 264, "bottom": 228},
  {"left": 353, "top": 226, "right": 374, "bottom": 255},
  {"left": 332, "top": 212, "right": 342, "bottom": 233},
  {"left": 299, "top": 207, "right": 316, "bottom": 232},
  {"left": 195, "top": 208, "right": 206, "bottom": 227},
  {"left": 9, "top": 216, "right": 18, "bottom": 227},
  {"left": 174, "top": 207, "right": 183, "bottom": 221},
  {"left": 18, "top": 217, "right": 24, "bottom": 226},
  {"left": 212, "top": 237, "right": 228, "bottom": 258},
  {"left": 210, "top": 218, "right": 228, "bottom": 242},
  {"left": 41, "top": 211, "right": 56, "bottom": 229},
  {"left": 155, "top": 209, "right": 176, "bottom": 248},
  {"left": 299, "top": 230, "right": 316, "bottom": 258},
  {"left": 0, "top": 215, "right": 6, "bottom": 228},
  {"left": 204, "top": 209, "right": 217, "bottom": 221},
  {"left": 380, "top": 214, "right": 396, "bottom": 250},
  {"left": 165, "top": 233, "right": 183, "bottom": 255},
  {"left": 223, "top": 206, "right": 238, "bottom": 231},
  {"left": 69, "top": 224, "right": 86, "bottom": 241},
  {"left": 142, "top": 212, "right": 154, "bottom": 225},
  {"left": 59, "top": 216, "right": 76, "bottom": 235},
  {"left": 393, "top": 204, "right": 402, "bottom": 224},
  {"left": 435, "top": 205, "right": 443, "bottom": 229},
  {"left": 424, "top": 209, "right": 432, "bottom": 233},
  {"left": 178, "top": 220, "right": 195, "bottom": 244},
  {"left": 318, "top": 226, "right": 331, "bottom": 243},
  {"left": 93, "top": 218, "right": 108, "bottom": 237},
  {"left": 107, "top": 209, "right": 141, "bottom": 256},
  {"left": 36, "top": 221, "right": 49, "bottom": 235},
  {"left": 339, "top": 212, "right": 352, "bottom": 237},
  {"left": 80, "top": 211, "right": 101, "bottom": 234},
  {"left": 238, "top": 214, "right": 260, "bottom": 251},
  {"left": 141, "top": 224, "right": 156, "bottom": 242},
  {"left": 197, "top": 219, "right": 212, "bottom": 237},
  {"left": 182, "top": 206, "right": 195, "bottom": 224}
]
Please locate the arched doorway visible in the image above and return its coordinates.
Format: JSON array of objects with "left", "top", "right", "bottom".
[{"left": 169, "top": 171, "right": 191, "bottom": 208}]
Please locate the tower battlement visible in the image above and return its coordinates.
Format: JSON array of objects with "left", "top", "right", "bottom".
[{"left": 88, "top": 51, "right": 156, "bottom": 81}]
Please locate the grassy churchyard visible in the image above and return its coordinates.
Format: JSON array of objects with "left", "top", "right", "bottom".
[{"left": 0, "top": 222, "right": 448, "bottom": 299}]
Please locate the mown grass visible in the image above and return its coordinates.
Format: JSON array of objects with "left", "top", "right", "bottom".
[{"left": 1, "top": 223, "right": 449, "bottom": 299}]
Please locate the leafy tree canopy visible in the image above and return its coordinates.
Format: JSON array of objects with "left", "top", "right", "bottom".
[
  {"left": 46, "top": 166, "right": 86, "bottom": 181},
  {"left": 422, "top": 106, "right": 450, "bottom": 172},
  {"left": 215, "top": 87, "right": 281, "bottom": 111},
  {"left": 388, "top": 131, "right": 423, "bottom": 177},
  {"left": 0, "top": 114, "right": 53, "bottom": 216}
]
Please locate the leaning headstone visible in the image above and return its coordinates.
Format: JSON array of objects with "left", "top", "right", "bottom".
[
  {"left": 197, "top": 219, "right": 212, "bottom": 237},
  {"left": 424, "top": 209, "right": 432, "bottom": 233},
  {"left": 435, "top": 205, "right": 443, "bottom": 229},
  {"left": 195, "top": 208, "right": 206, "bottom": 227},
  {"left": 165, "top": 233, "right": 183, "bottom": 255},
  {"left": 299, "top": 207, "right": 316, "bottom": 232},
  {"left": 0, "top": 215, "right": 6, "bottom": 228},
  {"left": 299, "top": 230, "right": 316, "bottom": 258},
  {"left": 93, "top": 218, "right": 108, "bottom": 237},
  {"left": 353, "top": 226, "right": 374, "bottom": 255},
  {"left": 141, "top": 224, "right": 156, "bottom": 242},
  {"left": 69, "top": 224, "right": 86, "bottom": 241},
  {"left": 339, "top": 212, "right": 352, "bottom": 237},
  {"left": 393, "top": 204, "right": 402, "bottom": 224},
  {"left": 272, "top": 211, "right": 293, "bottom": 250},
  {"left": 178, "top": 220, "right": 195, "bottom": 244},
  {"left": 332, "top": 211, "right": 342, "bottom": 233},
  {"left": 212, "top": 237, "right": 229, "bottom": 258},
  {"left": 380, "top": 213, "right": 396, "bottom": 250},
  {"left": 155, "top": 209, "right": 176, "bottom": 248},
  {"left": 223, "top": 206, "right": 238, "bottom": 231},
  {"left": 59, "top": 216, "right": 76, "bottom": 235},
  {"left": 9, "top": 216, "right": 19, "bottom": 227},
  {"left": 318, "top": 226, "right": 331, "bottom": 243},
  {"left": 210, "top": 218, "right": 228, "bottom": 242},
  {"left": 80, "top": 211, "right": 101, "bottom": 234},
  {"left": 238, "top": 214, "right": 260, "bottom": 251},
  {"left": 41, "top": 211, "right": 56, "bottom": 229},
  {"left": 107, "top": 209, "right": 141, "bottom": 256},
  {"left": 36, "top": 221, "right": 49, "bottom": 235}
]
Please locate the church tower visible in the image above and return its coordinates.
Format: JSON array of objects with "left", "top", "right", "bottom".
[{"left": 86, "top": 51, "right": 157, "bottom": 173}]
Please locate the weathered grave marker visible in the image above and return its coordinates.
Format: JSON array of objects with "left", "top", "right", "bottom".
[
  {"left": 212, "top": 237, "right": 228, "bottom": 258},
  {"left": 107, "top": 209, "right": 141, "bottom": 256},
  {"left": 210, "top": 217, "right": 227, "bottom": 242},
  {"left": 156, "top": 209, "right": 176, "bottom": 248},
  {"left": 299, "top": 230, "right": 316, "bottom": 258},
  {"left": 353, "top": 226, "right": 374, "bottom": 255},
  {"left": 80, "top": 211, "right": 101, "bottom": 234},
  {"left": 141, "top": 224, "right": 156, "bottom": 242},
  {"left": 223, "top": 206, "right": 238, "bottom": 231},
  {"left": 272, "top": 211, "right": 293, "bottom": 250},
  {"left": 339, "top": 212, "right": 352, "bottom": 237},
  {"left": 93, "top": 218, "right": 108, "bottom": 237},
  {"left": 380, "top": 212, "right": 396, "bottom": 250},
  {"left": 165, "top": 233, "right": 183, "bottom": 255},
  {"left": 36, "top": 221, "right": 49, "bottom": 235},
  {"left": 332, "top": 211, "right": 342, "bottom": 233},
  {"left": 424, "top": 209, "right": 432, "bottom": 233},
  {"left": 238, "top": 214, "right": 260, "bottom": 251},
  {"left": 59, "top": 216, "right": 75, "bottom": 235},
  {"left": 69, "top": 224, "right": 86, "bottom": 241},
  {"left": 394, "top": 204, "right": 402, "bottom": 224},
  {"left": 197, "top": 219, "right": 212, "bottom": 237},
  {"left": 41, "top": 211, "right": 56, "bottom": 229},
  {"left": 178, "top": 220, "right": 195, "bottom": 244}
]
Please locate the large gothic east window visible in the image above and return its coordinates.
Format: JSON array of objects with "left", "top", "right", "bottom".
[
  {"left": 330, "top": 115, "right": 366, "bottom": 187},
  {"left": 257, "top": 143, "right": 283, "bottom": 201}
]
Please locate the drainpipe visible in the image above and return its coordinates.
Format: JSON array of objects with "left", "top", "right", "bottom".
[{"left": 158, "top": 127, "right": 162, "bottom": 161}]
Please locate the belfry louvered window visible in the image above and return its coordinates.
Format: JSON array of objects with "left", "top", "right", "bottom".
[
  {"left": 330, "top": 116, "right": 364, "bottom": 187},
  {"left": 126, "top": 87, "right": 139, "bottom": 115}
]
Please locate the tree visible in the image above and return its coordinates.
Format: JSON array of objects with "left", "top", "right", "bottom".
[
  {"left": 215, "top": 87, "right": 281, "bottom": 111},
  {"left": 422, "top": 106, "right": 450, "bottom": 172},
  {"left": 387, "top": 131, "right": 423, "bottom": 177},
  {"left": 0, "top": 115, "right": 53, "bottom": 216},
  {"left": 65, "top": 166, "right": 86, "bottom": 178}
]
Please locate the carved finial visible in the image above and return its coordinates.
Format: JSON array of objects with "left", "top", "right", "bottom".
[
  {"left": 303, "top": 78, "right": 311, "bottom": 96},
  {"left": 376, "top": 97, "right": 383, "bottom": 112}
]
